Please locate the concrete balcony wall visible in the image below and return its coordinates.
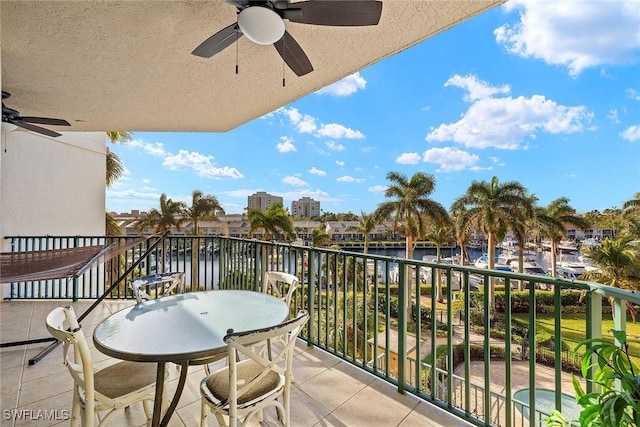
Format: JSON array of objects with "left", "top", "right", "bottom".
[{"left": 0, "top": 131, "right": 106, "bottom": 296}]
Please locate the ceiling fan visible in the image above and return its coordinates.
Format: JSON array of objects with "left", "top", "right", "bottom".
[
  {"left": 192, "top": 0, "right": 383, "bottom": 77},
  {"left": 2, "top": 91, "right": 71, "bottom": 138}
]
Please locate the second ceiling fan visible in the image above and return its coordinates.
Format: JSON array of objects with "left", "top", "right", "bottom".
[{"left": 192, "top": 0, "right": 383, "bottom": 77}]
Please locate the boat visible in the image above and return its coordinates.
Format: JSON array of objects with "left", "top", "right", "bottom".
[
  {"left": 580, "top": 237, "right": 602, "bottom": 248},
  {"left": 388, "top": 265, "right": 431, "bottom": 283},
  {"left": 473, "top": 254, "right": 511, "bottom": 271},
  {"left": 497, "top": 239, "right": 520, "bottom": 253},
  {"left": 557, "top": 254, "right": 588, "bottom": 279},
  {"left": 558, "top": 240, "right": 579, "bottom": 252}
]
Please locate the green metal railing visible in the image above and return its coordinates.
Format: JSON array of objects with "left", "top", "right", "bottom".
[{"left": 5, "top": 235, "right": 640, "bottom": 427}]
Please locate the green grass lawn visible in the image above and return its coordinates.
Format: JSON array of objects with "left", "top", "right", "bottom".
[{"left": 513, "top": 312, "right": 640, "bottom": 360}]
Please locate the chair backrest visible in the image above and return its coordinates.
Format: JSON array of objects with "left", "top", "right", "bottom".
[
  {"left": 262, "top": 271, "right": 299, "bottom": 308},
  {"left": 224, "top": 311, "right": 309, "bottom": 408},
  {"left": 45, "top": 306, "right": 97, "bottom": 414},
  {"left": 129, "top": 272, "right": 185, "bottom": 303}
]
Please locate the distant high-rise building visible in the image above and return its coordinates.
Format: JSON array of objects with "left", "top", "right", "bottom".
[
  {"left": 247, "top": 191, "right": 283, "bottom": 212},
  {"left": 291, "top": 197, "right": 321, "bottom": 218}
]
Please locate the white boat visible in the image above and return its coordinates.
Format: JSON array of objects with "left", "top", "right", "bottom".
[
  {"left": 388, "top": 265, "right": 431, "bottom": 283},
  {"left": 580, "top": 238, "right": 602, "bottom": 248},
  {"left": 558, "top": 240, "right": 579, "bottom": 252},
  {"left": 497, "top": 239, "right": 520, "bottom": 252},
  {"left": 558, "top": 254, "right": 588, "bottom": 278},
  {"left": 473, "top": 254, "right": 511, "bottom": 272}
]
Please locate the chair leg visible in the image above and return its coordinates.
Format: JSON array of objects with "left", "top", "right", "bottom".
[
  {"left": 142, "top": 399, "right": 152, "bottom": 420},
  {"left": 70, "top": 388, "right": 81, "bottom": 427},
  {"left": 200, "top": 400, "right": 209, "bottom": 427}
]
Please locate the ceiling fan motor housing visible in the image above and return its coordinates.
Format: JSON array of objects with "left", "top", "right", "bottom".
[{"left": 237, "top": 6, "right": 285, "bottom": 45}]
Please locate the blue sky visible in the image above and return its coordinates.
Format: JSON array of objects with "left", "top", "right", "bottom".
[{"left": 107, "top": 0, "right": 640, "bottom": 216}]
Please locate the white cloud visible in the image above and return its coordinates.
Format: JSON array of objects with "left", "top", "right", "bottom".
[
  {"left": 283, "top": 176, "right": 308, "bottom": 187},
  {"left": 608, "top": 109, "right": 620, "bottom": 124},
  {"left": 325, "top": 141, "right": 345, "bottom": 151},
  {"left": 445, "top": 74, "right": 510, "bottom": 102},
  {"left": 620, "top": 125, "right": 640, "bottom": 142},
  {"left": 627, "top": 88, "right": 640, "bottom": 101},
  {"left": 276, "top": 136, "right": 297, "bottom": 153},
  {"left": 422, "top": 147, "right": 481, "bottom": 172},
  {"left": 336, "top": 160, "right": 345, "bottom": 166},
  {"left": 278, "top": 107, "right": 365, "bottom": 139},
  {"left": 426, "top": 74, "right": 593, "bottom": 149},
  {"left": 495, "top": 0, "right": 640, "bottom": 77},
  {"left": 316, "top": 123, "right": 365, "bottom": 139},
  {"left": 280, "top": 107, "right": 317, "bottom": 133},
  {"left": 128, "top": 139, "right": 167, "bottom": 157},
  {"left": 316, "top": 72, "right": 367, "bottom": 96},
  {"left": 395, "top": 152, "right": 421, "bottom": 165},
  {"left": 309, "top": 167, "right": 326, "bottom": 176},
  {"left": 337, "top": 175, "right": 365, "bottom": 183},
  {"left": 163, "top": 150, "right": 244, "bottom": 179},
  {"left": 368, "top": 185, "right": 387, "bottom": 193}
]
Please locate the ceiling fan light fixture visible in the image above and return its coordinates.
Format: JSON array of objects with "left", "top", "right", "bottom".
[
  {"left": 237, "top": 6, "right": 285, "bottom": 45},
  {"left": 1, "top": 121, "right": 18, "bottom": 133}
]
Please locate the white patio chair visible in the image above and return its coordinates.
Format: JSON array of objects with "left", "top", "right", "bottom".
[
  {"left": 262, "top": 271, "right": 299, "bottom": 309},
  {"left": 128, "top": 271, "right": 185, "bottom": 303},
  {"left": 45, "top": 306, "right": 167, "bottom": 426},
  {"left": 199, "top": 310, "right": 309, "bottom": 427}
]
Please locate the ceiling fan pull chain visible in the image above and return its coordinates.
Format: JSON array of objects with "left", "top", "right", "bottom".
[
  {"left": 282, "top": 34, "right": 286, "bottom": 87},
  {"left": 235, "top": 21, "right": 239, "bottom": 75}
]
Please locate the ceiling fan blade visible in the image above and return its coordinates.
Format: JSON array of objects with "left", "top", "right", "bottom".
[
  {"left": 11, "top": 120, "right": 63, "bottom": 138},
  {"left": 20, "top": 116, "right": 71, "bottom": 126},
  {"left": 274, "top": 30, "right": 313, "bottom": 77},
  {"left": 221, "top": 0, "right": 250, "bottom": 7},
  {"left": 286, "top": 0, "right": 382, "bottom": 26},
  {"left": 192, "top": 23, "right": 243, "bottom": 58}
]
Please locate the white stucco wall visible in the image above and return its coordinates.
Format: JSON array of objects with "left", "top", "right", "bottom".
[{"left": 0, "top": 130, "right": 106, "bottom": 250}]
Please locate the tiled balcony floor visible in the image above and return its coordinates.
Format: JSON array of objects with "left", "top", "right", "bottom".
[{"left": 1, "top": 300, "right": 470, "bottom": 427}]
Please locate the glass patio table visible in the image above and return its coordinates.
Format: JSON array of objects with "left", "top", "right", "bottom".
[{"left": 93, "top": 289, "right": 289, "bottom": 427}]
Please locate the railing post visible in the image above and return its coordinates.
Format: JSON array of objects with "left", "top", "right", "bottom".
[
  {"left": 586, "top": 291, "right": 602, "bottom": 394},
  {"left": 397, "top": 261, "right": 407, "bottom": 394},
  {"left": 72, "top": 236, "right": 79, "bottom": 301},
  {"left": 307, "top": 249, "right": 316, "bottom": 348}
]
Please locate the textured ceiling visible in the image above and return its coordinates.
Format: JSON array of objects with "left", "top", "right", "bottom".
[{"left": 1, "top": 0, "right": 505, "bottom": 132}]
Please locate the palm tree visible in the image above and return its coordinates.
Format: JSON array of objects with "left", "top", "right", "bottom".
[
  {"left": 622, "top": 193, "right": 640, "bottom": 239},
  {"left": 421, "top": 215, "right": 453, "bottom": 302},
  {"left": 582, "top": 237, "right": 640, "bottom": 321},
  {"left": 451, "top": 176, "right": 532, "bottom": 307},
  {"left": 450, "top": 205, "right": 474, "bottom": 266},
  {"left": 247, "top": 203, "right": 295, "bottom": 241},
  {"left": 105, "top": 132, "right": 132, "bottom": 235},
  {"left": 536, "top": 197, "right": 589, "bottom": 278},
  {"left": 311, "top": 227, "right": 332, "bottom": 247},
  {"left": 136, "top": 193, "right": 187, "bottom": 233},
  {"left": 374, "top": 171, "right": 448, "bottom": 315},
  {"left": 509, "top": 194, "right": 538, "bottom": 277},
  {"left": 185, "top": 190, "right": 225, "bottom": 235},
  {"left": 346, "top": 211, "right": 378, "bottom": 254}
]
